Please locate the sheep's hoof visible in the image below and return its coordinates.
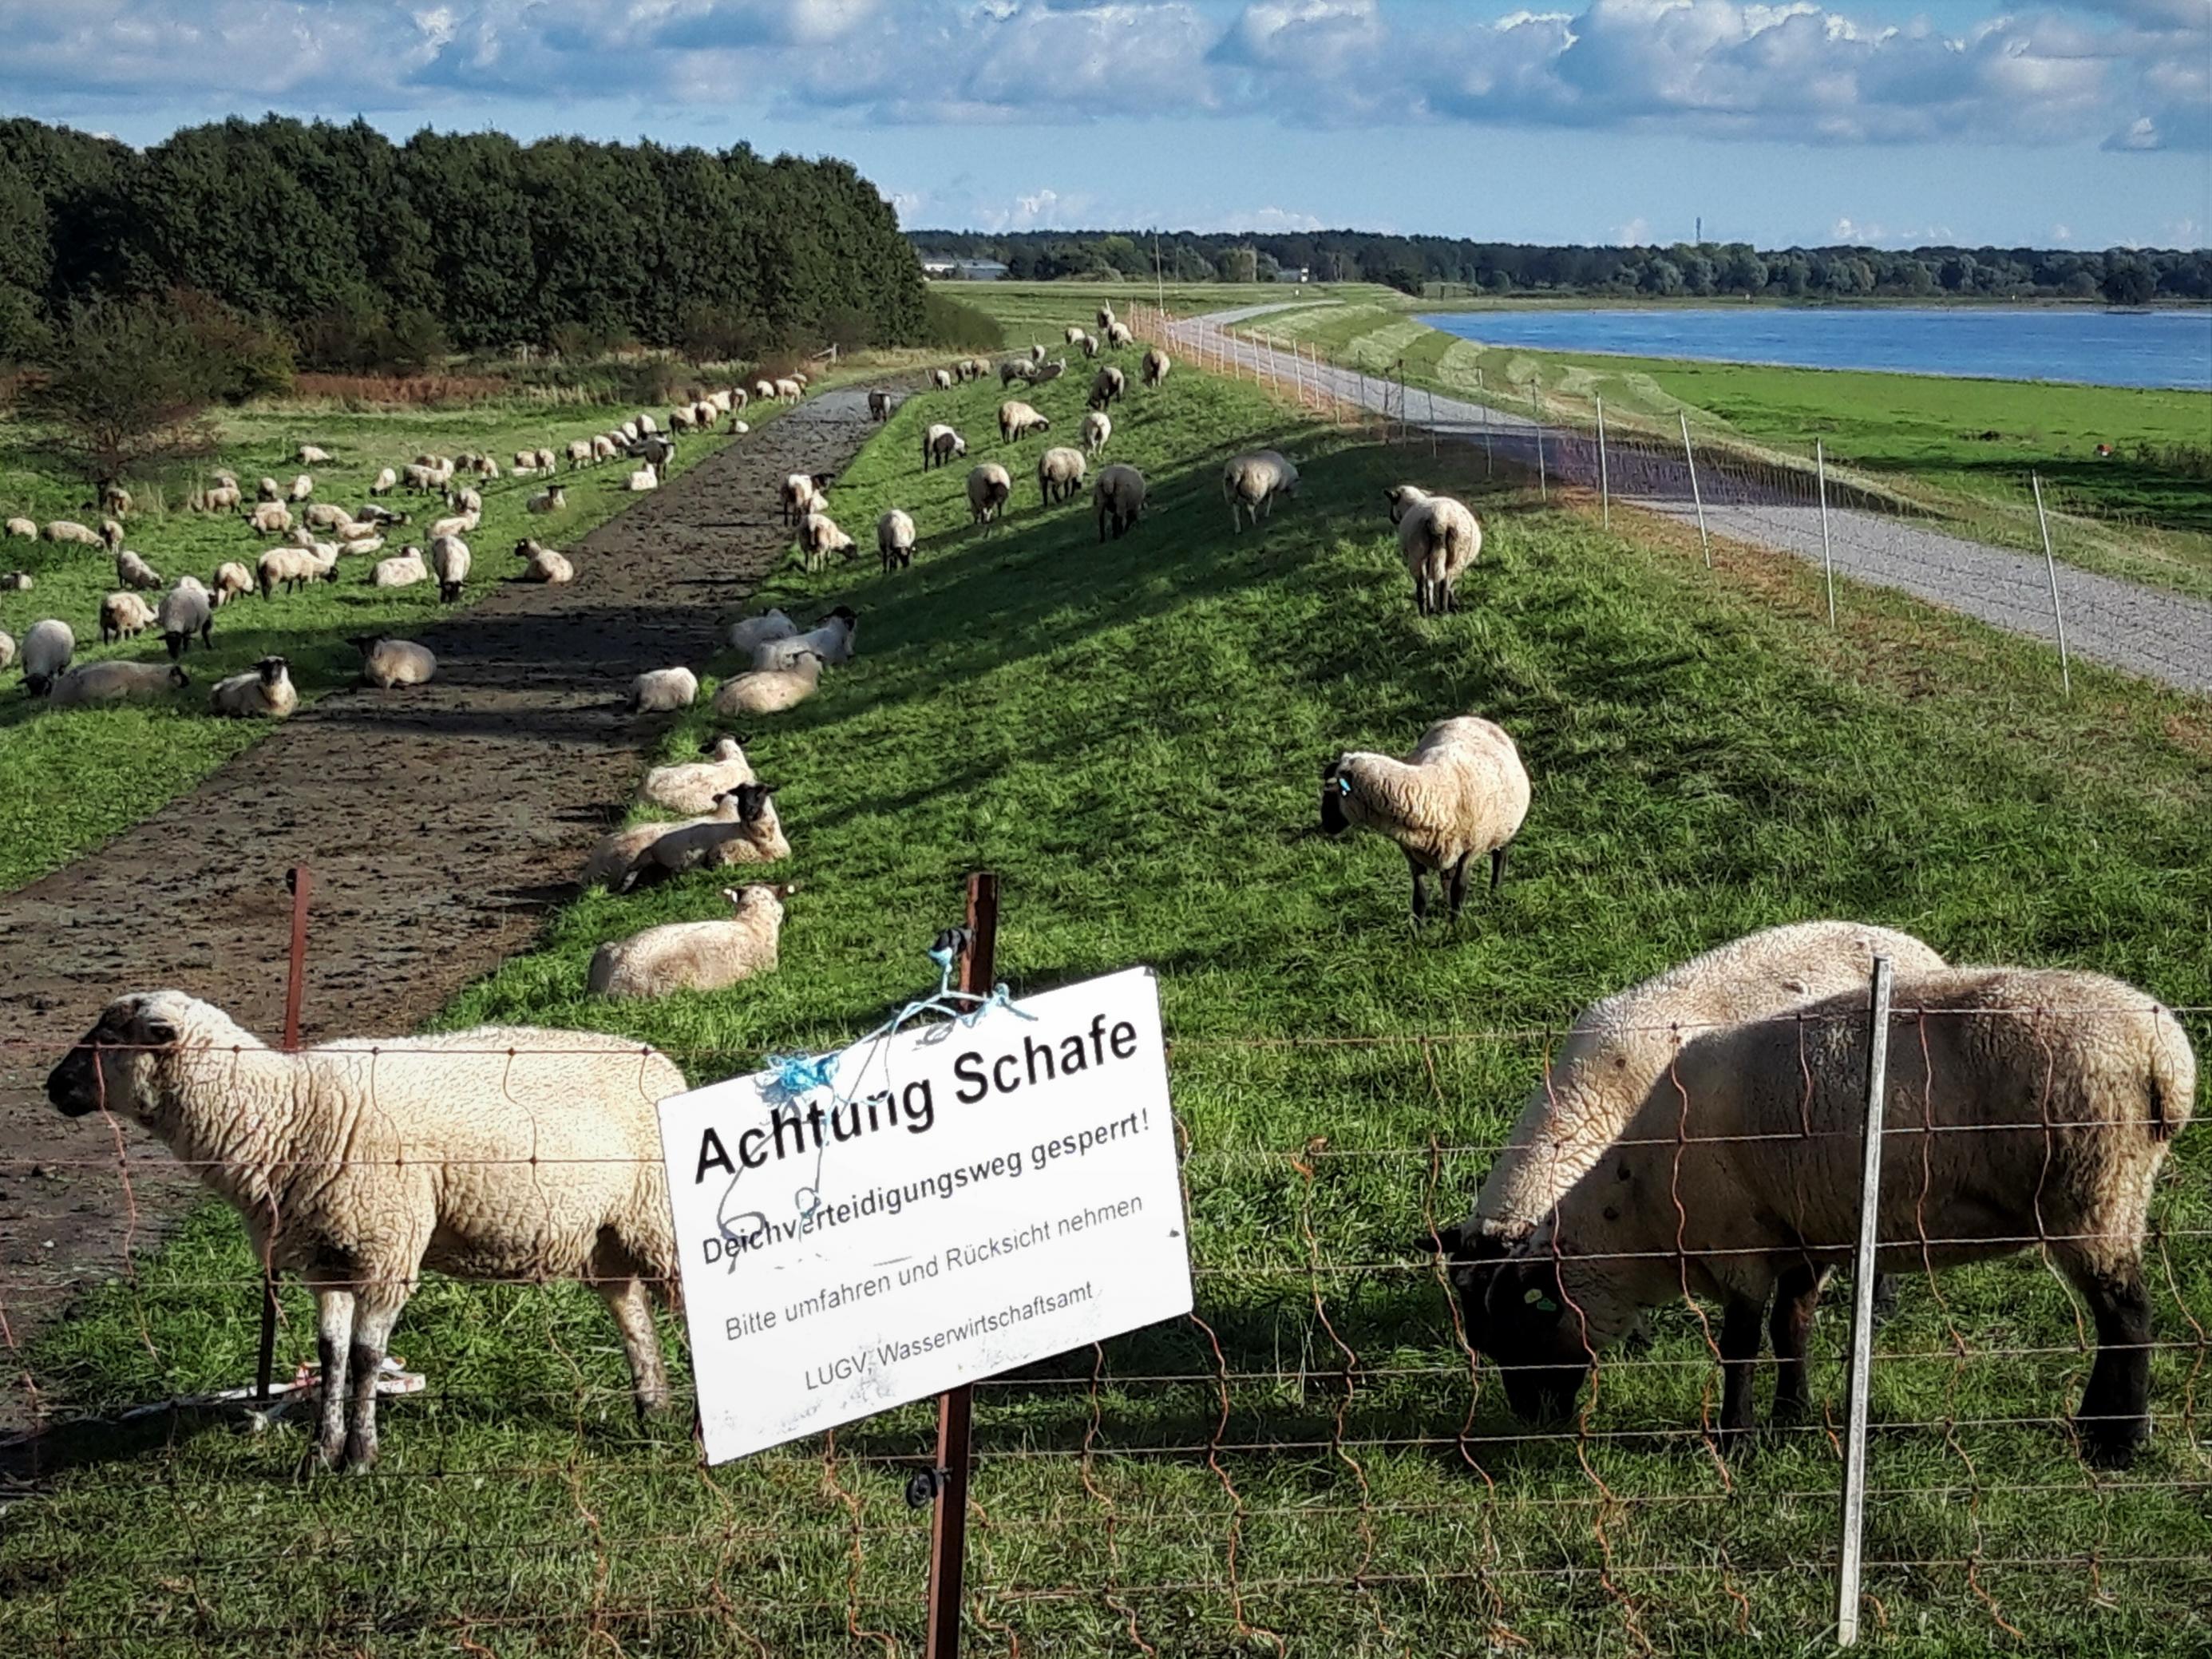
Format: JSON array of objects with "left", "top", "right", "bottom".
[
  {"left": 299, "top": 1439, "right": 343, "bottom": 1478},
  {"left": 2079, "top": 1419, "right": 2147, "bottom": 1469}
]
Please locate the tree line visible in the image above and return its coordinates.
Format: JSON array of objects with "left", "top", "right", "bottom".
[
  {"left": 908, "top": 229, "right": 2209, "bottom": 306},
  {"left": 0, "top": 114, "right": 926, "bottom": 371}
]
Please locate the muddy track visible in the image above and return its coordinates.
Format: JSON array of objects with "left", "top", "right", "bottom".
[{"left": 0, "top": 388, "right": 879, "bottom": 1421}]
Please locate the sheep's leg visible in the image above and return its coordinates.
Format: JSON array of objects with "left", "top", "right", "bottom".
[
  {"left": 1769, "top": 1264, "right": 1822, "bottom": 1423},
  {"left": 1490, "top": 846, "right": 1510, "bottom": 893},
  {"left": 1446, "top": 854, "right": 1472, "bottom": 921},
  {"left": 597, "top": 1277, "right": 671, "bottom": 1419},
  {"left": 2066, "top": 1258, "right": 2153, "bottom": 1467},
  {"left": 1405, "top": 851, "right": 1429, "bottom": 925},
  {"left": 342, "top": 1288, "right": 407, "bottom": 1472},
  {"left": 1717, "top": 1293, "right": 1766, "bottom": 1444},
  {"left": 308, "top": 1285, "right": 356, "bottom": 1472}
]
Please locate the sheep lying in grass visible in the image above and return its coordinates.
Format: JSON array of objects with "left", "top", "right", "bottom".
[
  {"left": 372, "top": 547, "right": 427, "bottom": 588},
  {"left": 1466, "top": 966, "right": 2193, "bottom": 1466},
  {"left": 589, "top": 883, "right": 791, "bottom": 1000},
  {"left": 1094, "top": 464, "right": 1146, "bottom": 541},
  {"left": 99, "top": 591, "right": 156, "bottom": 644},
  {"left": 923, "top": 425, "right": 967, "bottom": 470},
  {"left": 1389, "top": 485, "right": 1482, "bottom": 616},
  {"left": 513, "top": 540, "right": 573, "bottom": 583},
  {"left": 967, "top": 463, "right": 1012, "bottom": 526},
  {"left": 878, "top": 509, "right": 916, "bottom": 573},
  {"left": 526, "top": 484, "right": 566, "bottom": 514},
  {"left": 46, "top": 660, "right": 189, "bottom": 708},
  {"left": 619, "top": 782, "right": 789, "bottom": 889},
  {"left": 754, "top": 607, "right": 857, "bottom": 671},
  {"left": 632, "top": 666, "right": 698, "bottom": 713},
  {"left": 641, "top": 734, "right": 754, "bottom": 815},
  {"left": 210, "top": 655, "right": 296, "bottom": 719},
  {"left": 1037, "top": 445, "right": 1086, "bottom": 506},
  {"left": 727, "top": 608, "right": 796, "bottom": 655},
  {"left": 1081, "top": 410, "right": 1110, "bottom": 455},
  {"left": 712, "top": 651, "right": 825, "bottom": 717},
  {"left": 156, "top": 576, "right": 213, "bottom": 659},
  {"left": 20, "top": 619, "right": 73, "bottom": 695},
  {"left": 0, "top": 570, "right": 30, "bottom": 589},
  {"left": 47, "top": 992, "right": 684, "bottom": 1471},
  {"left": 1320, "top": 715, "right": 1529, "bottom": 925},
  {"left": 1222, "top": 449, "right": 1300, "bottom": 533},
  {"left": 352, "top": 635, "right": 436, "bottom": 688}
]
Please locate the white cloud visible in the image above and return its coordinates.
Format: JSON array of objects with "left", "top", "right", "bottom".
[
  {"left": 1613, "top": 216, "right": 1653, "bottom": 244},
  {"left": 2051, "top": 222, "right": 2073, "bottom": 241}
]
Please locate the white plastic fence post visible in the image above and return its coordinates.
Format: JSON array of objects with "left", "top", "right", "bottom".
[
  {"left": 1596, "top": 394, "right": 1611, "bottom": 530},
  {"left": 1837, "top": 955, "right": 1896, "bottom": 1649},
  {"left": 2032, "top": 473, "right": 2073, "bottom": 698},
  {"left": 1817, "top": 439, "right": 1838, "bottom": 628},
  {"left": 1427, "top": 385, "right": 1438, "bottom": 458},
  {"left": 1532, "top": 390, "right": 1547, "bottom": 502},
  {"left": 1477, "top": 368, "right": 1492, "bottom": 474},
  {"left": 1681, "top": 410, "right": 1711, "bottom": 568}
]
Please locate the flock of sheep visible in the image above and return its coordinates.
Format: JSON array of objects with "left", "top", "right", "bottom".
[{"left": 37, "top": 303, "right": 2196, "bottom": 1479}]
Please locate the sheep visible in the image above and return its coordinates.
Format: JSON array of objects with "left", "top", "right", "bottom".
[
  {"left": 115, "top": 549, "right": 163, "bottom": 592},
  {"left": 923, "top": 425, "right": 967, "bottom": 471},
  {"left": 999, "top": 401, "right": 1050, "bottom": 445},
  {"left": 1081, "top": 410, "right": 1111, "bottom": 455},
  {"left": 352, "top": 635, "right": 437, "bottom": 688},
  {"left": 1222, "top": 450, "right": 1300, "bottom": 533},
  {"left": 795, "top": 511, "right": 857, "bottom": 572},
  {"left": 211, "top": 562, "right": 254, "bottom": 607},
  {"left": 1141, "top": 346, "right": 1171, "bottom": 387},
  {"left": 209, "top": 655, "right": 297, "bottom": 719},
  {"left": 1388, "top": 485, "right": 1485, "bottom": 616},
  {"left": 474, "top": 454, "right": 503, "bottom": 479},
  {"left": 1097, "top": 303, "right": 1116, "bottom": 331},
  {"left": 754, "top": 606, "right": 857, "bottom": 671},
  {"left": 100, "top": 484, "right": 132, "bottom": 519},
  {"left": 589, "top": 884, "right": 789, "bottom": 1000},
  {"left": 1089, "top": 366, "right": 1126, "bottom": 410},
  {"left": 728, "top": 388, "right": 749, "bottom": 412},
  {"left": 360, "top": 501, "right": 410, "bottom": 525},
  {"left": 877, "top": 509, "right": 916, "bottom": 574},
  {"left": 100, "top": 517, "right": 125, "bottom": 552},
  {"left": 288, "top": 474, "right": 314, "bottom": 504},
  {"left": 257, "top": 546, "right": 317, "bottom": 599},
  {"left": 632, "top": 666, "right": 698, "bottom": 714},
  {"left": 930, "top": 367, "right": 954, "bottom": 390},
  {"left": 753, "top": 378, "right": 776, "bottom": 402},
  {"left": 249, "top": 502, "right": 293, "bottom": 536},
  {"left": 566, "top": 439, "right": 594, "bottom": 469},
  {"left": 371, "top": 546, "right": 428, "bottom": 588},
  {"left": 868, "top": 390, "right": 893, "bottom": 422},
  {"left": 618, "top": 782, "right": 790, "bottom": 889},
  {"left": 429, "top": 512, "right": 477, "bottom": 540},
  {"left": 514, "top": 540, "right": 574, "bottom": 584},
  {"left": 774, "top": 377, "right": 802, "bottom": 404},
  {"left": 369, "top": 467, "right": 399, "bottom": 496},
  {"left": 1093, "top": 464, "right": 1146, "bottom": 542},
  {"left": 726, "top": 608, "right": 797, "bottom": 655},
  {"left": 960, "top": 357, "right": 991, "bottom": 382},
  {"left": 0, "top": 629, "right": 14, "bottom": 671},
  {"left": 512, "top": 449, "right": 538, "bottom": 473},
  {"left": 304, "top": 502, "right": 354, "bottom": 532},
  {"left": 46, "top": 660, "right": 190, "bottom": 708},
  {"left": 670, "top": 408, "right": 694, "bottom": 434},
  {"left": 626, "top": 469, "right": 659, "bottom": 492},
  {"left": 1465, "top": 965, "right": 2193, "bottom": 1466},
  {"left": 297, "top": 444, "right": 332, "bottom": 465},
  {"left": 640, "top": 734, "right": 755, "bottom": 815},
  {"left": 1065, "top": 324, "right": 1088, "bottom": 345},
  {"left": 1030, "top": 358, "right": 1067, "bottom": 384},
  {"left": 535, "top": 446, "right": 557, "bottom": 473},
  {"left": 99, "top": 591, "right": 156, "bottom": 644},
  {"left": 401, "top": 464, "right": 438, "bottom": 494},
  {"left": 967, "top": 463, "right": 1013, "bottom": 527},
  {"left": 635, "top": 415, "right": 658, "bottom": 438},
  {"left": 45, "top": 520, "right": 101, "bottom": 548},
  {"left": 527, "top": 485, "right": 566, "bottom": 515},
  {"left": 21, "top": 619, "right": 73, "bottom": 695},
  {"left": 258, "top": 477, "right": 283, "bottom": 502},
  {"left": 449, "top": 485, "right": 485, "bottom": 515},
  {"left": 712, "top": 650, "right": 825, "bottom": 718},
  {"left": 46, "top": 992, "right": 683, "bottom": 1470},
  {"left": 1319, "top": 715, "right": 1529, "bottom": 925},
  {"left": 1106, "top": 321, "right": 1134, "bottom": 349},
  {"left": 6, "top": 517, "right": 35, "bottom": 539},
  {"left": 429, "top": 535, "right": 471, "bottom": 603},
  {"left": 998, "top": 358, "right": 1029, "bottom": 388},
  {"left": 156, "top": 577, "right": 213, "bottom": 659},
  {"left": 196, "top": 484, "right": 243, "bottom": 513},
  {"left": 1079, "top": 331, "right": 1100, "bottom": 359},
  {"left": 1037, "top": 445, "right": 1087, "bottom": 506},
  {"left": 1, "top": 569, "right": 31, "bottom": 589},
  {"left": 592, "top": 434, "right": 620, "bottom": 462}
]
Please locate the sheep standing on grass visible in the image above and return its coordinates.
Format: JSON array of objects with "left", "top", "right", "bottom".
[
  {"left": 21, "top": 619, "right": 73, "bottom": 695},
  {"left": 1465, "top": 966, "right": 2193, "bottom": 1467},
  {"left": 641, "top": 735, "right": 754, "bottom": 815},
  {"left": 1089, "top": 366, "right": 1126, "bottom": 410},
  {"left": 47, "top": 993, "right": 684, "bottom": 1471},
  {"left": 156, "top": 576, "right": 213, "bottom": 659},
  {"left": 0, "top": 570, "right": 30, "bottom": 589},
  {"left": 590, "top": 884, "right": 790, "bottom": 999},
  {"left": 878, "top": 509, "right": 916, "bottom": 573},
  {"left": 1319, "top": 715, "right": 1529, "bottom": 925},
  {"left": 6, "top": 517, "right": 36, "bottom": 539},
  {"left": 211, "top": 562, "right": 254, "bottom": 607},
  {"left": 1222, "top": 449, "right": 1300, "bottom": 533},
  {"left": 1037, "top": 446, "right": 1087, "bottom": 506},
  {"left": 923, "top": 425, "right": 967, "bottom": 470},
  {"left": 967, "top": 463, "right": 1012, "bottom": 527},
  {"left": 0, "top": 629, "right": 12, "bottom": 671},
  {"left": 47, "top": 661, "right": 190, "bottom": 707},
  {"left": 429, "top": 535, "right": 470, "bottom": 603},
  {"left": 632, "top": 666, "right": 698, "bottom": 713},
  {"left": 713, "top": 650, "right": 825, "bottom": 717},
  {"left": 999, "top": 401, "right": 1051, "bottom": 444},
  {"left": 1389, "top": 485, "right": 1482, "bottom": 616},
  {"left": 1106, "top": 321, "right": 1134, "bottom": 350},
  {"left": 100, "top": 485, "right": 131, "bottom": 519},
  {"left": 250, "top": 502, "right": 293, "bottom": 537},
  {"left": 781, "top": 471, "right": 833, "bottom": 525},
  {"left": 929, "top": 367, "right": 954, "bottom": 390},
  {"left": 1081, "top": 410, "right": 1111, "bottom": 455},
  {"left": 46, "top": 520, "right": 101, "bottom": 548},
  {"left": 100, "top": 518, "right": 125, "bottom": 552},
  {"left": 1093, "top": 464, "right": 1146, "bottom": 541},
  {"left": 795, "top": 511, "right": 856, "bottom": 572},
  {"left": 1141, "top": 346, "right": 1171, "bottom": 387},
  {"left": 352, "top": 636, "right": 437, "bottom": 688},
  {"left": 210, "top": 655, "right": 296, "bottom": 719},
  {"left": 100, "top": 591, "right": 156, "bottom": 643}
]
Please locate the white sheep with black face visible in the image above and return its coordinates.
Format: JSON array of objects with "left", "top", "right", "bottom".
[
  {"left": 209, "top": 655, "right": 296, "bottom": 719},
  {"left": 1318, "top": 715, "right": 1528, "bottom": 925},
  {"left": 1221, "top": 449, "right": 1300, "bottom": 533}
]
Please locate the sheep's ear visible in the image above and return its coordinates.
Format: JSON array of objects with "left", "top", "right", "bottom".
[{"left": 139, "top": 1017, "right": 177, "bottom": 1047}]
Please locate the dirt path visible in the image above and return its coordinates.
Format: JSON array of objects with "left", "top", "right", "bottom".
[{"left": 0, "top": 388, "right": 878, "bottom": 1420}]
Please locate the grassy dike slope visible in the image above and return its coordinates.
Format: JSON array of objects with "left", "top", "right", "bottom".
[{"left": 7, "top": 358, "right": 2211, "bottom": 1656}]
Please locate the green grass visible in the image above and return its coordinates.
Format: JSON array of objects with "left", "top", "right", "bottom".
[
  {"left": 0, "top": 399, "right": 761, "bottom": 893},
  {"left": 6, "top": 361, "right": 2212, "bottom": 1655}
]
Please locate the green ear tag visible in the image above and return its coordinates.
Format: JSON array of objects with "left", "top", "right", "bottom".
[{"left": 1524, "top": 1289, "right": 1558, "bottom": 1313}]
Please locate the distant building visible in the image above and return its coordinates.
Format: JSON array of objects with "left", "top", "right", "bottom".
[
  {"left": 919, "top": 253, "right": 1009, "bottom": 281},
  {"left": 1277, "top": 266, "right": 1312, "bottom": 283}
]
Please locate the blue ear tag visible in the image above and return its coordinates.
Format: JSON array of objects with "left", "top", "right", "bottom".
[{"left": 1336, "top": 777, "right": 1352, "bottom": 797}]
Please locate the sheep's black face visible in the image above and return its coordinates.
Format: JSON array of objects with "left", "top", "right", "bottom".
[
  {"left": 735, "top": 783, "right": 771, "bottom": 823},
  {"left": 1480, "top": 1255, "right": 1590, "bottom": 1423},
  {"left": 47, "top": 1007, "right": 172, "bottom": 1119},
  {"left": 1318, "top": 762, "right": 1351, "bottom": 836}
]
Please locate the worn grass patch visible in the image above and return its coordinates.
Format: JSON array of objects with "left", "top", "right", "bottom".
[{"left": 6, "top": 363, "right": 2210, "bottom": 1657}]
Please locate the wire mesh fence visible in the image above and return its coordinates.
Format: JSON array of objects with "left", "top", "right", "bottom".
[{"left": 3, "top": 978, "right": 2209, "bottom": 1655}]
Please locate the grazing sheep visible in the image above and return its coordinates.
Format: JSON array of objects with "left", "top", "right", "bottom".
[
  {"left": 297, "top": 445, "right": 332, "bottom": 465},
  {"left": 780, "top": 471, "right": 829, "bottom": 525},
  {"left": 930, "top": 367, "right": 954, "bottom": 390},
  {"left": 6, "top": 517, "right": 36, "bottom": 539},
  {"left": 726, "top": 608, "right": 797, "bottom": 656},
  {"left": 352, "top": 635, "right": 437, "bottom": 688},
  {"left": 1389, "top": 485, "right": 1483, "bottom": 616},
  {"left": 960, "top": 358, "right": 991, "bottom": 383},
  {"left": 513, "top": 540, "right": 574, "bottom": 584},
  {"left": 100, "top": 518, "right": 125, "bottom": 552},
  {"left": 999, "top": 401, "right": 1050, "bottom": 444},
  {"left": 195, "top": 484, "right": 243, "bottom": 513},
  {"left": 46, "top": 992, "right": 683, "bottom": 1470},
  {"left": 1222, "top": 449, "right": 1300, "bottom": 533},
  {"left": 592, "top": 434, "right": 619, "bottom": 462},
  {"left": 429, "top": 535, "right": 471, "bottom": 603},
  {"left": 1465, "top": 965, "right": 2192, "bottom": 1467},
  {"left": 868, "top": 390, "right": 893, "bottom": 422},
  {"left": 632, "top": 666, "right": 698, "bottom": 713},
  {"left": 512, "top": 449, "right": 538, "bottom": 473},
  {"left": 258, "top": 477, "right": 283, "bottom": 502},
  {"left": 1097, "top": 303, "right": 1116, "bottom": 331},
  {"left": 534, "top": 447, "right": 556, "bottom": 473},
  {"left": 0, "top": 629, "right": 11, "bottom": 671},
  {"left": 669, "top": 408, "right": 694, "bottom": 434},
  {"left": 1065, "top": 324, "right": 1088, "bottom": 345},
  {"left": 998, "top": 358, "right": 1028, "bottom": 388},
  {"left": 256, "top": 546, "right": 317, "bottom": 599},
  {"left": 753, "top": 379, "right": 776, "bottom": 402},
  {"left": 728, "top": 388, "right": 748, "bottom": 412},
  {"left": 1081, "top": 410, "right": 1111, "bottom": 455},
  {"left": 1141, "top": 346, "right": 1171, "bottom": 387},
  {"left": 626, "top": 469, "right": 659, "bottom": 492},
  {"left": 774, "top": 377, "right": 802, "bottom": 404},
  {"left": 449, "top": 486, "right": 484, "bottom": 516},
  {"left": 1320, "top": 715, "right": 1528, "bottom": 924},
  {"left": 754, "top": 606, "right": 857, "bottom": 671},
  {"left": 115, "top": 549, "right": 163, "bottom": 592},
  {"left": 1079, "top": 331, "right": 1100, "bottom": 359},
  {"left": 527, "top": 485, "right": 566, "bottom": 514},
  {"left": 211, "top": 562, "right": 254, "bottom": 607},
  {"left": 711, "top": 651, "right": 825, "bottom": 718},
  {"left": 641, "top": 734, "right": 755, "bottom": 815},
  {"left": 923, "top": 425, "right": 968, "bottom": 470},
  {"left": 877, "top": 509, "right": 916, "bottom": 573},
  {"left": 249, "top": 502, "right": 293, "bottom": 536},
  {"left": 1037, "top": 445, "right": 1087, "bottom": 506},
  {"left": 566, "top": 439, "right": 594, "bottom": 469},
  {"left": 967, "top": 463, "right": 1013, "bottom": 526},
  {"left": 101, "top": 591, "right": 156, "bottom": 643},
  {"left": 47, "top": 660, "right": 189, "bottom": 707},
  {"left": 46, "top": 520, "right": 101, "bottom": 548},
  {"left": 371, "top": 547, "right": 428, "bottom": 588},
  {"left": 100, "top": 485, "right": 132, "bottom": 519},
  {"left": 1106, "top": 321, "right": 1134, "bottom": 349},
  {"left": 795, "top": 510, "right": 857, "bottom": 572},
  {"left": 288, "top": 474, "right": 314, "bottom": 504},
  {"left": 1089, "top": 366, "right": 1125, "bottom": 410},
  {"left": 619, "top": 783, "right": 790, "bottom": 888},
  {"left": 209, "top": 655, "right": 296, "bottom": 719},
  {"left": 589, "top": 885, "right": 790, "bottom": 1000},
  {"left": 1093, "top": 464, "right": 1146, "bottom": 542},
  {"left": 156, "top": 577, "right": 214, "bottom": 659},
  {"left": 369, "top": 466, "right": 399, "bottom": 496},
  {"left": 304, "top": 502, "right": 354, "bottom": 532},
  {"left": 21, "top": 619, "right": 73, "bottom": 695}
]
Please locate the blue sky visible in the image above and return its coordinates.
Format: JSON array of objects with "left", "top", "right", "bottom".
[{"left": 1, "top": 0, "right": 2204, "bottom": 247}]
